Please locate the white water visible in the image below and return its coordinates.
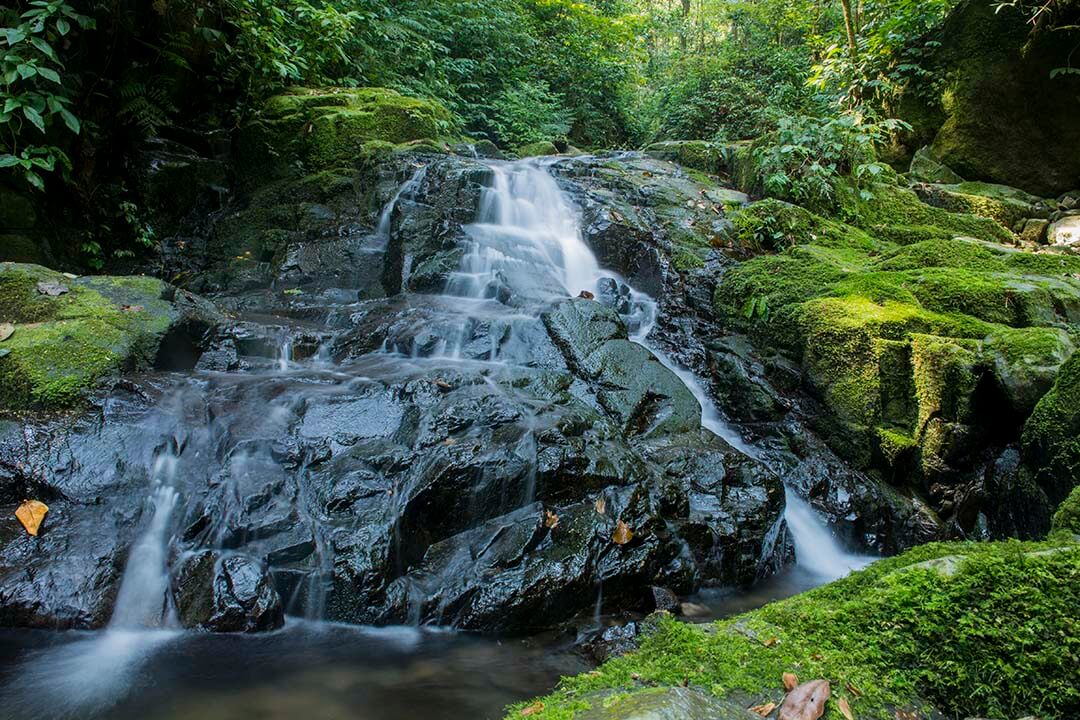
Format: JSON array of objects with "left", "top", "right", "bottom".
[{"left": 446, "top": 159, "right": 863, "bottom": 579}]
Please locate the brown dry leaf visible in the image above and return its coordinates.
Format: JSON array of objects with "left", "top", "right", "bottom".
[
  {"left": 778, "top": 679, "right": 830, "bottom": 720},
  {"left": 837, "top": 697, "right": 854, "bottom": 720},
  {"left": 612, "top": 519, "right": 633, "bottom": 545},
  {"left": 762, "top": 636, "right": 778, "bottom": 648},
  {"left": 594, "top": 496, "right": 606, "bottom": 515},
  {"left": 578, "top": 290, "right": 595, "bottom": 300},
  {"left": 894, "top": 712, "right": 918, "bottom": 720},
  {"left": 0, "top": 323, "right": 13, "bottom": 342},
  {"left": 544, "top": 510, "right": 560, "bottom": 529},
  {"left": 121, "top": 305, "right": 144, "bottom": 313},
  {"left": 15, "top": 500, "right": 48, "bottom": 536},
  {"left": 783, "top": 672, "right": 799, "bottom": 691},
  {"left": 434, "top": 378, "right": 452, "bottom": 391},
  {"left": 845, "top": 683, "right": 863, "bottom": 698},
  {"left": 750, "top": 702, "right": 777, "bottom": 717},
  {"left": 520, "top": 701, "right": 544, "bottom": 716}
]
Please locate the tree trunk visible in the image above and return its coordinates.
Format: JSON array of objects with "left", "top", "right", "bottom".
[{"left": 839, "top": 0, "right": 858, "bottom": 61}]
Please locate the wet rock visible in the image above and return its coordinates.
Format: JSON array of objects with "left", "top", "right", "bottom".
[
  {"left": 1048, "top": 214, "right": 1080, "bottom": 246},
  {"left": 173, "top": 550, "right": 284, "bottom": 632},
  {"left": 649, "top": 586, "right": 679, "bottom": 614},
  {"left": 576, "top": 686, "right": 760, "bottom": 719},
  {"left": 582, "top": 622, "right": 641, "bottom": 664}
]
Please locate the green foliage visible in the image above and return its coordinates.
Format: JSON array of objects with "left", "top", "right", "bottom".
[
  {"left": 509, "top": 539, "right": 1080, "bottom": 720},
  {"left": 0, "top": 0, "right": 93, "bottom": 189},
  {"left": 749, "top": 113, "right": 905, "bottom": 212},
  {"left": 487, "top": 80, "right": 571, "bottom": 148}
]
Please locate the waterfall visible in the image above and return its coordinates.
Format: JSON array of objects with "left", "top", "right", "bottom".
[
  {"left": 445, "top": 158, "right": 863, "bottom": 579},
  {"left": 109, "top": 485, "right": 180, "bottom": 629}
]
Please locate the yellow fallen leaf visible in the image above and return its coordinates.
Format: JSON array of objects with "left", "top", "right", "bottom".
[
  {"left": 15, "top": 500, "right": 48, "bottom": 536},
  {"left": 0, "top": 323, "right": 13, "bottom": 342},
  {"left": 845, "top": 683, "right": 862, "bottom": 698},
  {"left": 434, "top": 378, "right": 451, "bottom": 390},
  {"left": 762, "top": 636, "right": 778, "bottom": 647},
  {"left": 751, "top": 702, "right": 777, "bottom": 717},
  {"left": 594, "top": 496, "right": 606, "bottom": 515},
  {"left": 544, "top": 510, "right": 559, "bottom": 529},
  {"left": 783, "top": 672, "right": 799, "bottom": 691},
  {"left": 838, "top": 697, "right": 854, "bottom": 720},
  {"left": 612, "top": 519, "right": 633, "bottom": 545},
  {"left": 520, "top": 701, "right": 544, "bottom": 716}
]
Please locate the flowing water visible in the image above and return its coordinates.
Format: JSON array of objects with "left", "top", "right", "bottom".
[{"left": 0, "top": 157, "right": 872, "bottom": 720}]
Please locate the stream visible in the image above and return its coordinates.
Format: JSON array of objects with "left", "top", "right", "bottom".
[{"left": 0, "top": 158, "right": 872, "bottom": 720}]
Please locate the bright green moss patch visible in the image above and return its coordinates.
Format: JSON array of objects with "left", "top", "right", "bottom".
[
  {"left": 1053, "top": 486, "right": 1080, "bottom": 535},
  {"left": 0, "top": 263, "right": 197, "bottom": 410},
  {"left": 517, "top": 141, "right": 560, "bottom": 157},
  {"left": 239, "top": 87, "right": 457, "bottom": 180},
  {"left": 508, "top": 540, "right": 1080, "bottom": 720},
  {"left": 1022, "top": 352, "right": 1080, "bottom": 505}
]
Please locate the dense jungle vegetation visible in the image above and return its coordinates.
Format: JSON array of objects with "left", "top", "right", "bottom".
[{"left": 3, "top": 0, "right": 1076, "bottom": 268}]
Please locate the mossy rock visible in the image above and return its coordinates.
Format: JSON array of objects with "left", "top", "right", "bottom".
[
  {"left": 0, "top": 263, "right": 219, "bottom": 410},
  {"left": 912, "top": 181, "right": 1049, "bottom": 229},
  {"left": 1052, "top": 485, "right": 1080, "bottom": 535},
  {"left": 507, "top": 539, "right": 1080, "bottom": 720},
  {"left": 238, "top": 87, "right": 455, "bottom": 180},
  {"left": 517, "top": 141, "right": 560, "bottom": 157},
  {"left": 908, "top": 146, "right": 964, "bottom": 185},
  {"left": 925, "top": 0, "right": 1080, "bottom": 197},
  {"left": 644, "top": 141, "right": 727, "bottom": 175},
  {"left": 1022, "top": 351, "right": 1080, "bottom": 505}
]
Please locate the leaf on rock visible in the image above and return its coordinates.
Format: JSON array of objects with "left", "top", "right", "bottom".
[
  {"left": 520, "top": 701, "right": 544, "bottom": 716},
  {"left": 544, "top": 510, "right": 559, "bottom": 529},
  {"left": 36, "top": 280, "right": 69, "bottom": 297},
  {"left": 15, "top": 500, "right": 48, "bottom": 536},
  {"left": 612, "top": 519, "right": 633, "bottom": 545},
  {"left": 434, "top": 378, "right": 452, "bottom": 391},
  {"left": 594, "top": 496, "right": 606, "bottom": 515},
  {"left": 121, "top": 304, "right": 144, "bottom": 313},
  {"left": 783, "top": 672, "right": 799, "bottom": 691},
  {"left": 838, "top": 697, "right": 854, "bottom": 720},
  {"left": 751, "top": 702, "right": 777, "bottom": 717},
  {"left": 578, "top": 290, "right": 595, "bottom": 300},
  {"left": 778, "top": 679, "right": 830, "bottom": 720},
  {"left": 442, "top": 438, "right": 456, "bottom": 446},
  {"left": 0, "top": 323, "right": 13, "bottom": 342}
]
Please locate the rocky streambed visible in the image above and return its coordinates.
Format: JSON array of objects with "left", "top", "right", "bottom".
[{"left": 1, "top": 103, "right": 1078, "bottom": 718}]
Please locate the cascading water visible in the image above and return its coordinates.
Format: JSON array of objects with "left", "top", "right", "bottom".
[{"left": 443, "top": 158, "right": 862, "bottom": 578}]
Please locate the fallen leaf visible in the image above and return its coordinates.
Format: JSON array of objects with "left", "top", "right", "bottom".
[
  {"left": 121, "top": 305, "right": 144, "bottom": 313},
  {"left": 434, "top": 378, "right": 452, "bottom": 391},
  {"left": 778, "top": 679, "right": 830, "bottom": 720},
  {"left": 62, "top": 272, "right": 78, "bottom": 280},
  {"left": 578, "top": 290, "right": 595, "bottom": 300},
  {"left": 544, "top": 510, "right": 559, "bottom": 529},
  {"left": 762, "top": 636, "right": 778, "bottom": 647},
  {"left": 15, "top": 500, "right": 48, "bottom": 536},
  {"left": 845, "top": 683, "right": 862, "bottom": 698},
  {"left": 36, "top": 280, "right": 69, "bottom": 297},
  {"left": 612, "top": 210, "right": 625, "bottom": 222},
  {"left": 612, "top": 519, "right": 633, "bottom": 545},
  {"left": 442, "top": 438, "right": 456, "bottom": 446},
  {"left": 0, "top": 323, "right": 13, "bottom": 342},
  {"left": 520, "top": 701, "right": 544, "bottom": 716},
  {"left": 783, "top": 672, "right": 799, "bottom": 691},
  {"left": 837, "top": 697, "right": 854, "bottom": 720},
  {"left": 751, "top": 702, "right": 777, "bottom": 717},
  {"left": 594, "top": 496, "right": 606, "bottom": 515}
]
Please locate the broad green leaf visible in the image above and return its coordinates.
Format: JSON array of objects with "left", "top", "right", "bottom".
[
  {"left": 59, "top": 107, "right": 80, "bottom": 133},
  {"left": 22, "top": 105, "right": 45, "bottom": 132}
]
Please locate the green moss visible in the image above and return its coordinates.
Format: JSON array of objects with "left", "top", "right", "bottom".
[
  {"left": 517, "top": 141, "right": 560, "bottom": 157},
  {"left": 239, "top": 87, "right": 456, "bottom": 180},
  {"left": 913, "top": 182, "right": 1042, "bottom": 228},
  {"left": 840, "top": 182, "right": 1015, "bottom": 245},
  {"left": 644, "top": 140, "right": 726, "bottom": 175},
  {"left": 875, "top": 237, "right": 1006, "bottom": 272},
  {"left": 731, "top": 199, "right": 877, "bottom": 254},
  {"left": 910, "top": 334, "right": 980, "bottom": 432},
  {"left": 1053, "top": 486, "right": 1080, "bottom": 535},
  {"left": 0, "top": 263, "right": 183, "bottom": 410},
  {"left": 508, "top": 539, "right": 1080, "bottom": 720},
  {"left": 877, "top": 426, "right": 918, "bottom": 466},
  {"left": 1022, "top": 351, "right": 1080, "bottom": 503}
]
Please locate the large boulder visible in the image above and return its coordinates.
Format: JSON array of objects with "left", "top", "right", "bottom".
[
  {"left": 0, "top": 263, "right": 220, "bottom": 410},
  {"left": 172, "top": 550, "right": 284, "bottom": 632}
]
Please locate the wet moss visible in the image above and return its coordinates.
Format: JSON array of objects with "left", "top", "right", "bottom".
[
  {"left": 1022, "top": 351, "right": 1080, "bottom": 504},
  {"left": 0, "top": 263, "right": 185, "bottom": 410},
  {"left": 507, "top": 539, "right": 1080, "bottom": 720},
  {"left": 1053, "top": 486, "right": 1080, "bottom": 536}
]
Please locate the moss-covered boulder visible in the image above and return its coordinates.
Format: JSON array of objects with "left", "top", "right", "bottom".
[
  {"left": 238, "top": 87, "right": 455, "bottom": 180},
  {"left": 912, "top": 181, "right": 1051, "bottom": 229},
  {"left": 921, "top": 0, "right": 1080, "bottom": 196},
  {"left": 509, "top": 539, "right": 1080, "bottom": 720},
  {"left": 1053, "top": 485, "right": 1080, "bottom": 536},
  {"left": 517, "top": 140, "right": 560, "bottom": 157},
  {"left": 1022, "top": 351, "right": 1080, "bottom": 508},
  {"left": 715, "top": 190, "right": 1080, "bottom": 532},
  {"left": 0, "top": 263, "right": 220, "bottom": 410}
]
